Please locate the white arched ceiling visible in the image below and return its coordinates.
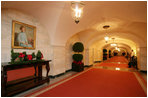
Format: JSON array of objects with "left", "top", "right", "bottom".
[
  {"left": 111, "top": 48, "right": 127, "bottom": 53},
  {"left": 112, "top": 48, "right": 127, "bottom": 56},
  {"left": 2, "top": 1, "right": 147, "bottom": 47},
  {"left": 89, "top": 37, "right": 137, "bottom": 50},
  {"left": 79, "top": 30, "right": 145, "bottom": 49},
  {"left": 103, "top": 43, "right": 131, "bottom": 53}
]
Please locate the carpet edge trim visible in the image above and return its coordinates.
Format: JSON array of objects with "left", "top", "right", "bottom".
[
  {"left": 29, "top": 67, "right": 93, "bottom": 97},
  {"left": 133, "top": 72, "right": 147, "bottom": 95}
]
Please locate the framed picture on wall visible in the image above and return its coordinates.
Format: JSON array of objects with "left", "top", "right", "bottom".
[{"left": 11, "top": 20, "right": 36, "bottom": 49}]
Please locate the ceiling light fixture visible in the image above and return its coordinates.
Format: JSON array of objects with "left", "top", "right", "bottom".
[
  {"left": 71, "top": 1, "right": 84, "bottom": 24},
  {"left": 103, "top": 25, "right": 110, "bottom": 43},
  {"left": 104, "top": 36, "right": 109, "bottom": 43},
  {"left": 115, "top": 47, "right": 120, "bottom": 51},
  {"left": 111, "top": 43, "right": 117, "bottom": 46},
  {"left": 110, "top": 38, "right": 117, "bottom": 46}
]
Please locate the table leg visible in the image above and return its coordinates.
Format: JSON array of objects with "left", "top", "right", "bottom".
[
  {"left": 2, "top": 69, "right": 7, "bottom": 96},
  {"left": 34, "top": 65, "right": 37, "bottom": 77},
  {"left": 38, "top": 65, "right": 42, "bottom": 80},
  {"left": 46, "top": 62, "right": 50, "bottom": 83}
]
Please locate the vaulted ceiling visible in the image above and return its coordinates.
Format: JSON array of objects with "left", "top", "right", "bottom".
[{"left": 2, "top": 1, "right": 147, "bottom": 48}]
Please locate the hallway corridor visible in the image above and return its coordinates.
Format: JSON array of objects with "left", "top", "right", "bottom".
[
  {"left": 24, "top": 56, "right": 146, "bottom": 97},
  {"left": 96, "top": 56, "right": 129, "bottom": 68},
  {"left": 104, "top": 56, "right": 128, "bottom": 63},
  {"left": 1, "top": 1, "right": 147, "bottom": 97},
  {"left": 25, "top": 69, "right": 146, "bottom": 97}
]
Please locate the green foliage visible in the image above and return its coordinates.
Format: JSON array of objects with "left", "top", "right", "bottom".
[
  {"left": 103, "top": 49, "right": 107, "bottom": 52},
  {"left": 10, "top": 49, "right": 43, "bottom": 64},
  {"left": 109, "top": 50, "right": 111, "bottom": 58},
  {"left": 103, "top": 57, "right": 107, "bottom": 60},
  {"left": 72, "top": 42, "right": 84, "bottom": 52},
  {"left": 72, "top": 42, "right": 84, "bottom": 71},
  {"left": 103, "top": 49, "right": 107, "bottom": 60},
  {"left": 23, "top": 52, "right": 28, "bottom": 61},
  {"left": 9, "top": 59, "right": 44, "bottom": 65},
  {"left": 36, "top": 50, "right": 42, "bottom": 60},
  {"left": 109, "top": 50, "right": 111, "bottom": 53},
  {"left": 73, "top": 54, "right": 83, "bottom": 61},
  {"left": 11, "top": 49, "right": 19, "bottom": 62},
  {"left": 32, "top": 52, "right": 36, "bottom": 59}
]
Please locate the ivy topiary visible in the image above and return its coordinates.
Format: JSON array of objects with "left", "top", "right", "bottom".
[
  {"left": 32, "top": 52, "right": 36, "bottom": 59},
  {"left": 109, "top": 50, "right": 111, "bottom": 53},
  {"left": 103, "top": 49, "right": 107, "bottom": 52},
  {"left": 103, "top": 49, "right": 107, "bottom": 60},
  {"left": 36, "top": 50, "right": 42, "bottom": 60},
  {"left": 72, "top": 54, "right": 83, "bottom": 61},
  {"left": 72, "top": 42, "right": 84, "bottom": 52}
]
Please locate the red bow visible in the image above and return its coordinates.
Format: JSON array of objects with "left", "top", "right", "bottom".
[{"left": 73, "top": 61, "right": 82, "bottom": 65}]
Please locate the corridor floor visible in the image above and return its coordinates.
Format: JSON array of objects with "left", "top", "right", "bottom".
[
  {"left": 14, "top": 56, "right": 147, "bottom": 97},
  {"left": 96, "top": 56, "right": 130, "bottom": 68}
]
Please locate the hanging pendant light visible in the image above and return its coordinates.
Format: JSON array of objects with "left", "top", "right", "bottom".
[
  {"left": 115, "top": 47, "right": 120, "bottom": 51},
  {"left": 71, "top": 1, "right": 84, "bottom": 24},
  {"left": 103, "top": 25, "right": 110, "bottom": 43},
  {"left": 115, "top": 47, "right": 118, "bottom": 50},
  {"left": 104, "top": 36, "right": 109, "bottom": 43},
  {"left": 110, "top": 38, "right": 117, "bottom": 46}
]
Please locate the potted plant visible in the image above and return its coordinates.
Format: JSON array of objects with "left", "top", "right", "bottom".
[
  {"left": 103, "top": 49, "right": 107, "bottom": 60},
  {"left": 109, "top": 50, "right": 111, "bottom": 58},
  {"left": 72, "top": 42, "right": 84, "bottom": 72}
]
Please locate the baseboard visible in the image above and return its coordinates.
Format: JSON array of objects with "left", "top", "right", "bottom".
[
  {"left": 49, "top": 65, "right": 93, "bottom": 78},
  {"left": 84, "top": 65, "right": 93, "bottom": 67},
  {"left": 49, "top": 69, "right": 72, "bottom": 78},
  {"left": 94, "top": 61, "right": 102, "bottom": 63},
  {"left": 139, "top": 70, "right": 147, "bottom": 73},
  {"left": 66, "top": 69, "right": 72, "bottom": 72}
]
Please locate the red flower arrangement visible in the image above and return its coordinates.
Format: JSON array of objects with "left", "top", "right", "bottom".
[
  {"left": 27, "top": 55, "right": 33, "bottom": 60},
  {"left": 18, "top": 53, "right": 25, "bottom": 61},
  {"left": 11, "top": 49, "right": 44, "bottom": 64},
  {"left": 19, "top": 53, "right": 25, "bottom": 58}
]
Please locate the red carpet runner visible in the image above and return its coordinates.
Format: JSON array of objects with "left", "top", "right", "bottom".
[
  {"left": 27, "top": 68, "right": 146, "bottom": 97},
  {"left": 96, "top": 56, "right": 129, "bottom": 68},
  {"left": 104, "top": 56, "right": 128, "bottom": 63},
  {"left": 97, "top": 63, "right": 129, "bottom": 68}
]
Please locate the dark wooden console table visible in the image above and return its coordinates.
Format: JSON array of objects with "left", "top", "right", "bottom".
[{"left": 1, "top": 60, "right": 51, "bottom": 97}]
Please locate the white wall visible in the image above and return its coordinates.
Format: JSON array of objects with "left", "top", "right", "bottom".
[
  {"left": 50, "top": 46, "right": 66, "bottom": 75},
  {"left": 1, "top": 9, "right": 54, "bottom": 75},
  {"left": 1, "top": 9, "right": 84, "bottom": 76},
  {"left": 137, "top": 47, "right": 147, "bottom": 71}
]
